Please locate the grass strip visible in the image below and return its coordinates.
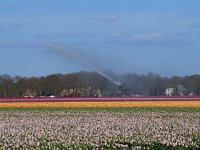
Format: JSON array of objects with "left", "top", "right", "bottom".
[{"left": 0, "top": 107, "right": 200, "bottom": 113}]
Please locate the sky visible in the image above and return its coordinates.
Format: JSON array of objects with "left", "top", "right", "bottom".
[{"left": 0, "top": 0, "right": 200, "bottom": 77}]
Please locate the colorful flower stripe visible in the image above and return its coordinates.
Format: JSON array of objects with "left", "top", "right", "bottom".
[
  {"left": 1, "top": 96, "right": 200, "bottom": 102},
  {"left": 0, "top": 101, "right": 200, "bottom": 108}
]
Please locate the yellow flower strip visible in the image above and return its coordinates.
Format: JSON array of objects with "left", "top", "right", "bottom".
[{"left": 0, "top": 101, "right": 200, "bottom": 108}]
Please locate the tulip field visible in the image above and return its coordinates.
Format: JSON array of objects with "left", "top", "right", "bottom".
[
  {"left": 0, "top": 96, "right": 200, "bottom": 108},
  {"left": 0, "top": 97, "right": 200, "bottom": 149}
]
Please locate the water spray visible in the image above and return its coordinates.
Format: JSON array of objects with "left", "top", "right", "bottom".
[{"left": 45, "top": 43, "right": 121, "bottom": 86}]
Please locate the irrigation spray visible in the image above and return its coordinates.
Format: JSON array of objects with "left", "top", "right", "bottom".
[{"left": 45, "top": 43, "right": 121, "bottom": 86}]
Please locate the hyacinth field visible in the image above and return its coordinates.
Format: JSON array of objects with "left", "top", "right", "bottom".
[{"left": 0, "top": 108, "right": 200, "bottom": 150}]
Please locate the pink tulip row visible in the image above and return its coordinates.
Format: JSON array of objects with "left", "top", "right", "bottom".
[{"left": 1, "top": 96, "right": 200, "bottom": 102}]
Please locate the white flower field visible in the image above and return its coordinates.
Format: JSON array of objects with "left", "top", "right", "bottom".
[{"left": 0, "top": 110, "right": 199, "bottom": 149}]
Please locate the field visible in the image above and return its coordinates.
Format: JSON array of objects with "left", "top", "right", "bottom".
[
  {"left": 0, "top": 97, "right": 200, "bottom": 108},
  {"left": 0, "top": 101, "right": 200, "bottom": 109},
  {"left": 0, "top": 97, "right": 200, "bottom": 149}
]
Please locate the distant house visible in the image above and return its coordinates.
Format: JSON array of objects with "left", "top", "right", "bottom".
[
  {"left": 93, "top": 88, "right": 102, "bottom": 97},
  {"left": 165, "top": 88, "right": 176, "bottom": 96},
  {"left": 177, "top": 85, "right": 187, "bottom": 96},
  {"left": 59, "top": 87, "right": 90, "bottom": 97},
  {"left": 22, "top": 88, "right": 37, "bottom": 98},
  {"left": 59, "top": 87, "right": 102, "bottom": 97},
  {"left": 59, "top": 88, "right": 70, "bottom": 97},
  {"left": 177, "top": 85, "right": 193, "bottom": 96}
]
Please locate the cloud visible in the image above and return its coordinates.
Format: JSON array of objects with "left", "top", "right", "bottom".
[
  {"left": 109, "top": 32, "right": 193, "bottom": 47},
  {"left": 88, "top": 16, "right": 118, "bottom": 23},
  {"left": 127, "top": 32, "right": 165, "bottom": 42},
  {"left": 111, "top": 32, "right": 165, "bottom": 42}
]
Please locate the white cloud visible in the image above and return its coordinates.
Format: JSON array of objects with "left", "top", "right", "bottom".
[
  {"left": 109, "top": 31, "right": 193, "bottom": 47},
  {"left": 111, "top": 32, "right": 166, "bottom": 42},
  {"left": 127, "top": 32, "right": 165, "bottom": 42}
]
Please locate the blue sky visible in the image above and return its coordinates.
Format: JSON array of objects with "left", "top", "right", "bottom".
[{"left": 0, "top": 0, "right": 200, "bottom": 77}]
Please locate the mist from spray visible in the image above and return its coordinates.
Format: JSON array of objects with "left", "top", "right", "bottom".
[{"left": 45, "top": 43, "right": 121, "bottom": 86}]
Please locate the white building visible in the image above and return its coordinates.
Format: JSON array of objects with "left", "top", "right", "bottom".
[{"left": 165, "top": 88, "right": 176, "bottom": 96}]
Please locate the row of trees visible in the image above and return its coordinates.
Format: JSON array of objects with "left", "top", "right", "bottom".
[{"left": 0, "top": 71, "right": 200, "bottom": 97}]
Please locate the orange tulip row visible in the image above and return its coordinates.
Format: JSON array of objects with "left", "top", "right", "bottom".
[{"left": 0, "top": 101, "right": 200, "bottom": 108}]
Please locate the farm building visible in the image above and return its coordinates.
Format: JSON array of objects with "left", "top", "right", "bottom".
[
  {"left": 22, "top": 88, "right": 37, "bottom": 98},
  {"left": 177, "top": 85, "right": 188, "bottom": 96},
  {"left": 165, "top": 88, "right": 176, "bottom": 96},
  {"left": 59, "top": 87, "right": 102, "bottom": 97}
]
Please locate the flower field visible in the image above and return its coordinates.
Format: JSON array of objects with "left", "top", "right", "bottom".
[
  {"left": 0, "top": 110, "right": 199, "bottom": 149},
  {"left": 0, "top": 101, "right": 200, "bottom": 108},
  {"left": 0, "top": 98, "right": 200, "bottom": 149}
]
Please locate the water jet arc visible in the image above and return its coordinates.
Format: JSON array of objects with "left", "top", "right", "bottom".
[{"left": 45, "top": 43, "right": 121, "bottom": 86}]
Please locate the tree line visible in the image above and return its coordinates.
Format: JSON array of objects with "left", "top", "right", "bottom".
[{"left": 0, "top": 71, "right": 200, "bottom": 97}]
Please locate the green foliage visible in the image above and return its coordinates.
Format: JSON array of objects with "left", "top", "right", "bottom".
[
  {"left": 1, "top": 72, "right": 200, "bottom": 97},
  {"left": 32, "top": 142, "right": 200, "bottom": 150},
  {"left": 1, "top": 107, "right": 200, "bottom": 113}
]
